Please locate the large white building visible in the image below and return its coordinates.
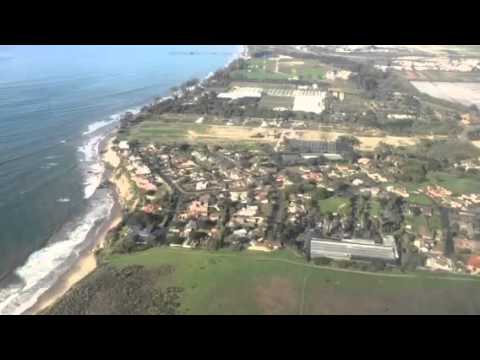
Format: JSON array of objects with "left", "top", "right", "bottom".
[{"left": 309, "top": 234, "right": 399, "bottom": 262}]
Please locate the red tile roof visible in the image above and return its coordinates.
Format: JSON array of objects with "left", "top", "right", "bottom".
[{"left": 468, "top": 256, "right": 480, "bottom": 269}]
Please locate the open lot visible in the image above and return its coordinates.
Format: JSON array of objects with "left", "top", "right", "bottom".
[
  {"left": 411, "top": 81, "right": 480, "bottom": 108},
  {"left": 125, "top": 119, "right": 440, "bottom": 152},
  {"left": 230, "top": 57, "right": 328, "bottom": 83},
  {"left": 401, "top": 45, "right": 480, "bottom": 57},
  {"left": 259, "top": 95, "right": 295, "bottom": 110},
  {"left": 101, "top": 247, "right": 480, "bottom": 315}
]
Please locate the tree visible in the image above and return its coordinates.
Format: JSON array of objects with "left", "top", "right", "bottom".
[
  {"left": 337, "top": 135, "right": 360, "bottom": 147},
  {"left": 469, "top": 104, "right": 479, "bottom": 115}
]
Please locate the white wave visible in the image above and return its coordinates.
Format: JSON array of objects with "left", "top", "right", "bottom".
[
  {"left": 82, "top": 119, "right": 117, "bottom": 136},
  {"left": 41, "top": 162, "right": 58, "bottom": 170},
  {"left": 77, "top": 135, "right": 104, "bottom": 199},
  {"left": 60, "top": 140, "right": 66, "bottom": 144},
  {"left": 83, "top": 107, "right": 142, "bottom": 136},
  {"left": 57, "top": 198, "right": 71, "bottom": 203},
  {"left": 0, "top": 194, "right": 114, "bottom": 315}
]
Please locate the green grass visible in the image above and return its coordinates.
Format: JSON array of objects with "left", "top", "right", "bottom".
[
  {"left": 106, "top": 247, "right": 480, "bottom": 314},
  {"left": 428, "top": 172, "right": 480, "bottom": 195},
  {"left": 230, "top": 69, "right": 291, "bottom": 82},
  {"left": 259, "top": 95, "right": 294, "bottom": 110},
  {"left": 125, "top": 121, "right": 209, "bottom": 144},
  {"left": 369, "top": 199, "right": 382, "bottom": 217},
  {"left": 278, "top": 59, "right": 328, "bottom": 81},
  {"left": 230, "top": 57, "right": 327, "bottom": 82},
  {"left": 405, "top": 212, "right": 441, "bottom": 235},
  {"left": 318, "top": 196, "right": 350, "bottom": 216},
  {"left": 408, "top": 193, "right": 434, "bottom": 206}
]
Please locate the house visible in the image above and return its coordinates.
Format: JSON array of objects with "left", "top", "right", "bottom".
[
  {"left": 230, "top": 191, "right": 248, "bottom": 203},
  {"left": 196, "top": 181, "right": 208, "bottom": 191},
  {"left": 357, "top": 157, "right": 371, "bottom": 166},
  {"left": 366, "top": 172, "right": 388, "bottom": 183},
  {"left": 134, "top": 164, "right": 151, "bottom": 176},
  {"left": 217, "top": 87, "right": 263, "bottom": 100},
  {"left": 424, "top": 185, "right": 452, "bottom": 199},
  {"left": 236, "top": 205, "right": 258, "bottom": 217},
  {"left": 187, "top": 197, "right": 209, "bottom": 219},
  {"left": 387, "top": 114, "right": 414, "bottom": 120},
  {"left": 118, "top": 140, "right": 130, "bottom": 151},
  {"left": 185, "top": 220, "right": 198, "bottom": 237},
  {"left": 233, "top": 229, "right": 248, "bottom": 237},
  {"left": 133, "top": 176, "right": 158, "bottom": 192},
  {"left": 426, "top": 255, "right": 453, "bottom": 272},
  {"left": 352, "top": 179, "right": 364, "bottom": 186},
  {"left": 329, "top": 88, "right": 345, "bottom": 101},
  {"left": 467, "top": 256, "right": 480, "bottom": 275},
  {"left": 192, "top": 151, "right": 207, "bottom": 162},
  {"left": 359, "top": 187, "right": 380, "bottom": 197},
  {"left": 386, "top": 185, "right": 410, "bottom": 198}
]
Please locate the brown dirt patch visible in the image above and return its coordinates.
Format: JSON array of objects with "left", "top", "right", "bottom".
[{"left": 255, "top": 277, "right": 299, "bottom": 315}]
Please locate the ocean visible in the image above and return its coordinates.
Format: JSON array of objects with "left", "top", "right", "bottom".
[{"left": 0, "top": 45, "right": 240, "bottom": 314}]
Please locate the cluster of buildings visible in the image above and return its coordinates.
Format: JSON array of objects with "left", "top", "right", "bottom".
[
  {"left": 325, "top": 70, "right": 352, "bottom": 81},
  {"left": 217, "top": 84, "right": 327, "bottom": 114},
  {"left": 124, "top": 144, "right": 284, "bottom": 251},
  {"left": 419, "top": 185, "right": 480, "bottom": 211},
  {"left": 376, "top": 56, "right": 480, "bottom": 73}
]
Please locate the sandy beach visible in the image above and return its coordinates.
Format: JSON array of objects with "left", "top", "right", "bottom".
[{"left": 25, "top": 135, "right": 125, "bottom": 315}]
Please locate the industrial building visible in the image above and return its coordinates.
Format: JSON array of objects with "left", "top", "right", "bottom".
[
  {"left": 287, "top": 139, "right": 353, "bottom": 155},
  {"left": 308, "top": 233, "right": 399, "bottom": 263}
]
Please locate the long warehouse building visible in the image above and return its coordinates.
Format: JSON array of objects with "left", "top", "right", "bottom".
[{"left": 309, "top": 235, "right": 399, "bottom": 263}]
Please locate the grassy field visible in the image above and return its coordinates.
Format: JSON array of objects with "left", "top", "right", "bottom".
[
  {"left": 230, "top": 58, "right": 327, "bottom": 82},
  {"left": 405, "top": 213, "right": 441, "bottom": 236},
  {"left": 230, "top": 81, "right": 297, "bottom": 90},
  {"left": 259, "top": 95, "right": 294, "bottom": 110},
  {"left": 124, "top": 117, "right": 439, "bottom": 152},
  {"left": 407, "top": 193, "right": 434, "bottom": 206},
  {"left": 417, "top": 70, "right": 480, "bottom": 83},
  {"left": 124, "top": 121, "right": 210, "bottom": 144},
  {"left": 428, "top": 172, "right": 480, "bottom": 195},
  {"left": 369, "top": 199, "right": 382, "bottom": 217},
  {"left": 101, "top": 247, "right": 480, "bottom": 315},
  {"left": 403, "top": 45, "right": 480, "bottom": 57},
  {"left": 318, "top": 196, "right": 350, "bottom": 216},
  {"left": 230, "top": 59, "right": 291, "bottom": 82}
]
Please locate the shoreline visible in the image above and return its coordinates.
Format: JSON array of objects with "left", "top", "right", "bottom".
[
  {"left": 22, "top": 47, "right": 245, "bottom": 315},
  {"left": 25, "top": 133, "right": 124, "bottom": 315}
]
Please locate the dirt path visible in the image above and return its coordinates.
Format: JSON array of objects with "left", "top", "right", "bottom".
[{"left": 187, "top": 125, "right": 441, "bottom": 151}]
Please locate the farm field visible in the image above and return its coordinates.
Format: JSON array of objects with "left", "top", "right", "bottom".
[{"left": 99, "top": 247, "right": 480, "bottom": 315}]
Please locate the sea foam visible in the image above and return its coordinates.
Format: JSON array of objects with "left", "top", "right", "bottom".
[
  {"left": 82, "top": 107, "right": 141, "bottom": 136},
  {"left": 0, "top": 193, "right": 114, "bottom": 315}
]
